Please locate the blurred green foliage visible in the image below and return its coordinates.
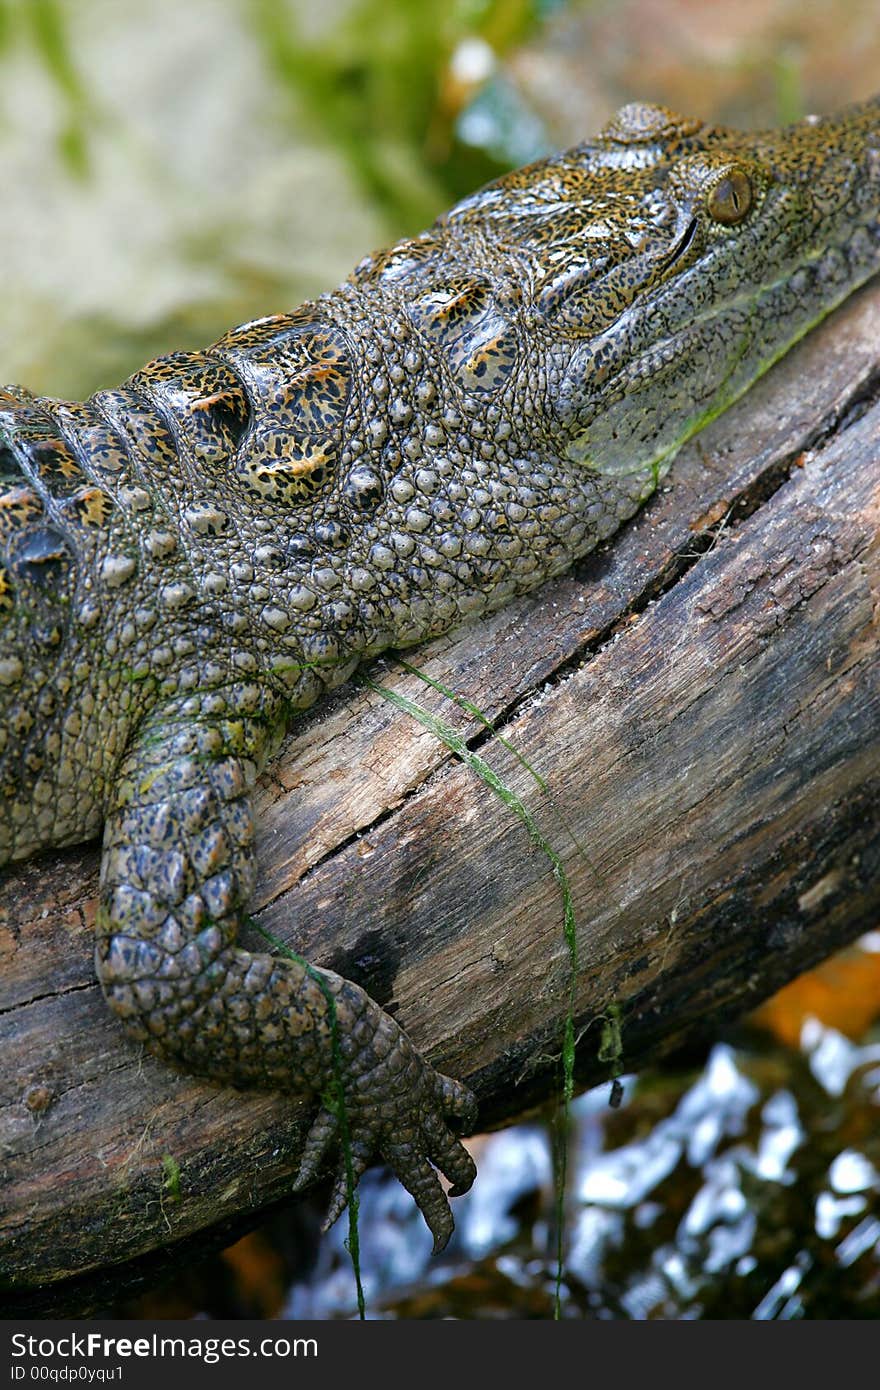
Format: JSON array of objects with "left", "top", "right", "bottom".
[
  {"left": 4, "top": 0, "right": 96, "bottom": 175},
  {"left": 244, "top": 0, "right": 544, "bottom": 228},
  {"left": 0, "top": 0, "right": 560, "bottom": 392},
  {"left": 4, "top": 0, "right": 555, "bottom": 225}
]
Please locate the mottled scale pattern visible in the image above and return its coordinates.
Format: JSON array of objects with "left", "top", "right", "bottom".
[
  {"left": 4, "top": 97, "right": 880, "bottom": 1246},
  {"left": 409, "top": 276, "right": 519, "bottom": 395},
  {"left": 212, "top": 313, "right": 352, "bottom": 507},
  {"left": 131, "top": 353, "right": 251, "bottom": 466}
]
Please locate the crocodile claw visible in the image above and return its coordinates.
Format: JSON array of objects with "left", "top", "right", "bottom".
[{"left": 292, "top": 985, "right": 478, "bottom": 1251}]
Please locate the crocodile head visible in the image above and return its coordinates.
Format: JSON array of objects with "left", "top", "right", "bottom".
[{"left": 448, "top": 97, "right": 880, "bottom": 481}]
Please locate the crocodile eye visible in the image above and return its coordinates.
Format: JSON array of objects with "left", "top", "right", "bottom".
[{"left": 707, "top": 168, "right": 754, "bottom": 225}]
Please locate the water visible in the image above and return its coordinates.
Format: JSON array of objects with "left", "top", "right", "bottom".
[{"left": 267, "top": 995, "right": 879, "bottom": 1319}]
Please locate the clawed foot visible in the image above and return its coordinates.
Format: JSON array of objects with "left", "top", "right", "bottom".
[{"left": 291, "top": 979, "right": 478, "bottom": 1252}]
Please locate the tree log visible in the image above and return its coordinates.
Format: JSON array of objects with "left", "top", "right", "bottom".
[{"left": 2, "top": 282, "right": 880, "bottom": 1305}]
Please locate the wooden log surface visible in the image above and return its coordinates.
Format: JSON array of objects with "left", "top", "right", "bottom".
[{"left": 2, "top": 281, "right": 880, "bottom": 1304}]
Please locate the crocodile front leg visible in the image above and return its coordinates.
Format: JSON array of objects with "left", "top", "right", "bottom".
[{"left": 95, "top": 706, "right": 477, "bottom": 1249}]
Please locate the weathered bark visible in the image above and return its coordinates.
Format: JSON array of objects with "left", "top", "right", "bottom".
[{"left": 2, "top": 281, "right": 880, "bottom": 1306}]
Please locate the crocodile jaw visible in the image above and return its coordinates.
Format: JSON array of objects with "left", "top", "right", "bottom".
[{"left": 555, "top": 97, "right": 880, "bottom": 479}]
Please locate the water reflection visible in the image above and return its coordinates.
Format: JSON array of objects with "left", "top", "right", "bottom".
[{"left": 280, "top": 1011, "right": 880, "bottom": 1318}]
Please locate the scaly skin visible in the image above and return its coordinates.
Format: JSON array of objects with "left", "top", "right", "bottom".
[{"left": 2, "top": 99, "right": 880, "bottom": 1249}]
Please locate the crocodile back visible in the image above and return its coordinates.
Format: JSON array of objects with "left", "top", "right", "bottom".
[{"left": 0, "top": 387, "right": 146, "bottom": 859}]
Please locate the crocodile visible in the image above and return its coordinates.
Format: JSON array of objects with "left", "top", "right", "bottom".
[{"left": 2, "top": 97, "right": 880, "bottom": 1252}]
